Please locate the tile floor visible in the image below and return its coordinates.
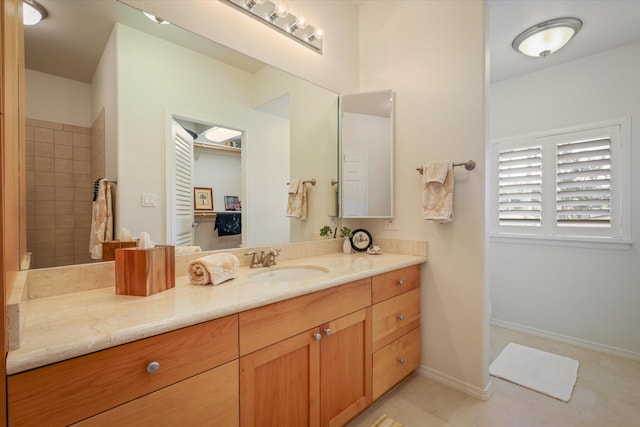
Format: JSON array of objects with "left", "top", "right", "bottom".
[{"left": 348, "top": 325, "right": 640, "bottom": 427}]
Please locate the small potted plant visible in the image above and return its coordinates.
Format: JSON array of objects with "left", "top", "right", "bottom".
[
  {"left": 339, "top": 227, "right": 352, "bottom": 253},
  {"left": 320, "top": 225, "right": 333, "bottom": 239}
]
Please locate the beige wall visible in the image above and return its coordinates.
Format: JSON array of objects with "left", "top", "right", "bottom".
[
  {"left": 356, "top": 1, "right": 489, "bottom": 395},
  {"left": 25, "top": 119, "right": 95, "bottom": 268}
]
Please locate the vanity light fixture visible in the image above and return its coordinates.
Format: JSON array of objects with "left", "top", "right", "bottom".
[
  {"left": 143, "top": 11, "right": 170, "bottom": 25},
  {"left": 244, "top": 0, "right": 266, "bottom": 11},
  {"left": 267, "top": 2, "right": 288, "bottom": 22},
  {"left": 512, "top": 17, "right": 583, "bottom": 58},
  {"left": 288, "top": 16, "right": 308, "bottom": 33},
  {"left": 223, "top": 0, "right": 323, "bottom": 53},
  {"left": 23, "top": 0, "right": 48, "bottom": 26}
]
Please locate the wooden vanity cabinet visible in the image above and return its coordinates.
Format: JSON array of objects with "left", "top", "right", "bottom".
[
  {"left": 239, "top": 279, "right": 372, "bottom": 427},
  {"left": 371, "top": 265, "right": 422, "bottom": 401},
  {"left": 7, "top": 315, "right": 239, "bottom": 427}
]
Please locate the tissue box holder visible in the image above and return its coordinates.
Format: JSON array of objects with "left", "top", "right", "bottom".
[
  {"left": 102, "top": 240, "right": 138, "bottom": 261},
  {"left": 115, "top": 245, "right": 175, "bottom": 296}
]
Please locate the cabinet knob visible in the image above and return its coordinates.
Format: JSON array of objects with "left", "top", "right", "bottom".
[
  {"left": 146, "top": 361, "right": 160, "bottom": 374},
  {"left": 397, "top": 279, "right": 405, "bottom": 286},
  {"left": 324, "top": 328, "right": 332, "bottom": 336},
  {"left": 313, "top": 332, "right": 322, "bottom": 341},
  {"left": 397, "top": 314, "right": 405, "bottom": 321},
  {"left": 397, "top": 357, "right": 405, "bottom": 365}
]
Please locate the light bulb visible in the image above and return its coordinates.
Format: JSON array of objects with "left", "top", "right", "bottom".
[
  {"left": 244, "top": 0, "right": 266, "bottom": 11},
  {"left": 268, "top": 2, "right": 288, "bottom": 21},
  {"left": 288, "top": 16, "right": 308, "bottom": 33},
  {"left": 307, "top": 28, "right": 324, "bottom": 42}
]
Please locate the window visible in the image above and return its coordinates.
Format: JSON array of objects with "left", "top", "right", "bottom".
[{"left": 491, "top": 118, "right": 630, "bottom": 243}]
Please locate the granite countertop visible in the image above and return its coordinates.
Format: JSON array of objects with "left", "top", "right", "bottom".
[{"left": 7, "top": 251, "right": 426, "bottom": 375}]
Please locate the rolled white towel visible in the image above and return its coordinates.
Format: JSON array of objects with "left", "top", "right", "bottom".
[{"left": 188, "top": 253, "right": 239, "bottom": 286}]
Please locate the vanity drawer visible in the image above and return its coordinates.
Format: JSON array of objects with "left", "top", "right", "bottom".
[
  {"left": 371, "top": 265, "right": 420, "bottom": 304},
  {"left": 239, "top": 278, "right": 371, "bottom": 356},
  {"left": 372, "top": 327, "right": 421, "bottom": 401},
  {"left": 372, "top": 288, "right": 420, "bottom": 352},
  {"left": 8, "top": 315, "right": 239, "bottom": 427},
  {"left": 74, "top": 360, "right": 239, "bottom": 427}
]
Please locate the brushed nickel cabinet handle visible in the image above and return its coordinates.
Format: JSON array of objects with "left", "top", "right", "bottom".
[
  {"left": 397, "top": 314, "right": 405, "bottom": 321},
  {"left": 397, "top": 279, "right": 405, "bottom": 286},
  {"left": 324, "top": 328, "right": 332, "bottom": 336},
  {"left": 313, "top": 332, "right": 322, "bottom": 341},
  {"left": 397, "top": 357, "right": 405, "bottom": 365},
  {"left": 147, "top": 361, "right": 160, "bottom": 374}
]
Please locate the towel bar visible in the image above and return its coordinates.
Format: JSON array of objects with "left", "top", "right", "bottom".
[
  {"left": 286, "top": 179, "right": 317, "bottom": 186},
  {"left": 416, "top": 160, "right": 475, "bottom": 174}
]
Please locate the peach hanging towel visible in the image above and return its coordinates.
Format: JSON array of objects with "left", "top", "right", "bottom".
[
  {"left": 89, "top": 178, "right": 114, "bottom": 259},
  {"left": 422, "top": 161, "right": 454, "bottom": 223}
]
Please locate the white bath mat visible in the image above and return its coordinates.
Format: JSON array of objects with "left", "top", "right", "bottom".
[{"left": 489, "top": 342, "right": 579, "bottom": 402}]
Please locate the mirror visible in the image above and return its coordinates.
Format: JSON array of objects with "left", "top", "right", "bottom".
[
  {"left": 22, "top": 0, "right": 338, "bottom": 269},
  {"left": 339, "top": 90, "right": 394, "bottom": 218}
]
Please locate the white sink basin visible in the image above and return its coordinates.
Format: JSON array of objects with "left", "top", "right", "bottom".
[{"left": 249, "top": 265, "right": 329, "bottom": 282}]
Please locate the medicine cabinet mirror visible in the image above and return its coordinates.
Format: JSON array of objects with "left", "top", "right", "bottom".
[{"left": 339, "top": 90, "right": 394, "bottom": 218}]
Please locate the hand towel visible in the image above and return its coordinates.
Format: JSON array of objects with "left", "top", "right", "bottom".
[
  {"left": 214, "top": 213, "right": 241, "bottom": 236},
  {"left": 188, "top": 253, "right": 240, "bottom": 286},
  {"left": 89, "top": 179, "right": 114, "bottom": 259},
  {"left": 286, "top": 178, "right": 307, "bottom": 219},
  {"left": 422, "top": 161, "right": 454, "bottom": 223}
]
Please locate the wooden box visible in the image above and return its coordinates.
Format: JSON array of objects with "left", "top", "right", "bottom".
[
  {"left": 115, "top": 245, "right": 175, "bottom": 296},
  {"left": 102, "top": 240, "right": 138, "bottom": 261}
]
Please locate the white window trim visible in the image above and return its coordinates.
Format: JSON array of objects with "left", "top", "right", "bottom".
[{"left": 489, "top": 118, "right": 632, "bottom": 248}]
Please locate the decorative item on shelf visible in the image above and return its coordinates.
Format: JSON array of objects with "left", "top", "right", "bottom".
[
  {"left": 224, "top": 195, "right": 241, "bottom": 211},
  {"left": 340, "top": 227, "right": 353, "bottom": 254},
  {"left": 194, "top": 187, "right": 213, "bottom": 211},
  {"left": 350, "top": 228, "right": 373, "bottom": 252},
  {"left": 367, "top": 245, "right": 382, "bottom": 255}
]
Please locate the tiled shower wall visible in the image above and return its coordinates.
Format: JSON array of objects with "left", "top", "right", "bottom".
[{"left": 26, "top": 111, "right": 106, "bottom": 268}]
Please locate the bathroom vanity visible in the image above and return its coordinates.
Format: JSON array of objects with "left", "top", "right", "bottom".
[{"left": 6, "top": 253, "right": 423, "bottom": 426}]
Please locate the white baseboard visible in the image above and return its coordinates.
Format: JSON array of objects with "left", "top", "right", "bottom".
[
  {"left": 491, "top": 318, "right": 640, "bottom": 362},
  {"left": 418, "top": 365, "right": 494, "bottom": 401}
]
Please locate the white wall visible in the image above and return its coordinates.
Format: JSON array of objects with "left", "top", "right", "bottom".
[
  {"left": 357, "top": 1, "right": 489, "bottom": 397},
  {"left": 25, "top": 69, "right": 91, "bottom": 127},
  {"left": 115, "top": 24, "right": 289, "bottom": 244},
  {"left": 91, "top": 28, "right": 118, "bottom": 185},
  {"left": 193, "top": 150, "right": 241, "bottom": 212},
  {"left": 122, "top": 0, "right": 359, "bottom": 94},
  {"left": 489, "top": 42, "right": 640, "bottom": 358}
]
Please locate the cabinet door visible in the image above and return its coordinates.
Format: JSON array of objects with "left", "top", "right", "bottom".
[
  {"left": 240, "top": 328, "right": 320, "bottom": 427},
  {"left": 73, "top": 360, "right": 239, "bottom": 427},
  {"left": 320, "top": 308, "right": 372, "bottom": 427}
]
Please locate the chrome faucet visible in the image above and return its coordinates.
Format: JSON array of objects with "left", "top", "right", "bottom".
[
  {"left": 244, "top": 248, "right": 280, "bottom": 268},
  {"left": 262, "top": 248, "right": 281, "bottom": 267}
]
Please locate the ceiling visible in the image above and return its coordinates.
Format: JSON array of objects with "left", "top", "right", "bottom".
[
  {"left": 26, "top": 1, "right": 640, "bottom": 84},
  {"left": 488, "top": 0, "right": 640, "bottom": 82}
]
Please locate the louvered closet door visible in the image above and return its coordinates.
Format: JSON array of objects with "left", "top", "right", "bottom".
[{"left": 172, "top": 121, "right": 194, "bottom": 246}]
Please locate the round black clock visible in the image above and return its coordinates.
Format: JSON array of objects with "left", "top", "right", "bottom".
[{"left": 350, "top": 229, "right": 373, "bottom": 252}]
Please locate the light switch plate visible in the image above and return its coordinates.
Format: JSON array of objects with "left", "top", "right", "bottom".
[{"left": 141, "top": 193, "right": 157, "bottom": 207}]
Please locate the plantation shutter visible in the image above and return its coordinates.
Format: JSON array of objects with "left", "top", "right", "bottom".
[
  {"left": 556, "top": 137, "right": 611, "bottom": 226},
  {"left": 498, "top": 146, "right": 543, "bottom": 225},
  {"left": 173, "top": 123, "right": 194, "bottom": 246}
]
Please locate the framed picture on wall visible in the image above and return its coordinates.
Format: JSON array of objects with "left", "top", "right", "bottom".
[
  {"left": 194, "top": 187, "right": 213, "bottom": 211},
  {"left": 224, "top": 195, "right": 241, "bottom": 211}
]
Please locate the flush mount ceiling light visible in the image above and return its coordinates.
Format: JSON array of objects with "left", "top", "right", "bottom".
[
  {"left": 223, "top": 0, "right": 323, "bottom": 53},
  {"left": 512, "top": 17, "right": 583, "bottom": 58},
  {"left": 23, "top": 0, "right": 48, "bottom": 26},
  {"left": 204, "top": 127, "right": 242, "bottom": 143}
]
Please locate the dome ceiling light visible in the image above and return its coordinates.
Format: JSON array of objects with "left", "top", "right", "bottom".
[{"left": 512, "top": 17, "right": 583, "bottom": 58}]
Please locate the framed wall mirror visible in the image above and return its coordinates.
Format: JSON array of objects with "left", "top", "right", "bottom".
[
  {"left": 21, "top": 0, "right": 339, "bottom": 269},
  {"left": 339, "top": 90, "right": 394, "bottom": 218}
]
